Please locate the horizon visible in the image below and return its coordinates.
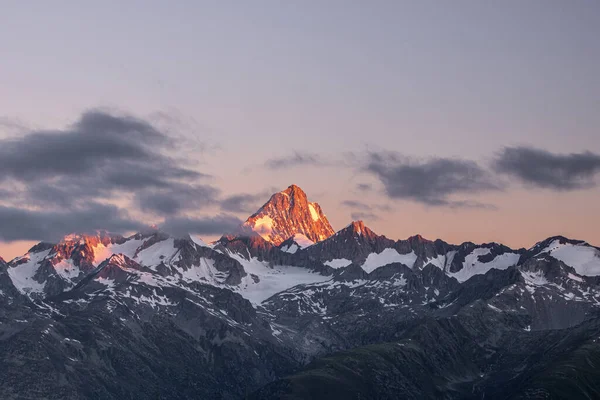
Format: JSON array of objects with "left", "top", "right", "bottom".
[
  {"left": 1, "top": 2, "right": 599, "bottom": 259},
  {"left": 0, "top": 182, "right": 597, "bottom": 261}
]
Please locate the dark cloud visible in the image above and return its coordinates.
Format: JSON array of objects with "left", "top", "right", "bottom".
[
  {"left": 264, "top": 152, "right": 326, "bottom": 169},
  {"left": 365, "top": 152, "right": 500, "bottom": 207},
  {"left": 356, "top": 183, "right": 372, "bottom": 192},
  {"left": 350, "top": 212, "right": 380, "bottom": 221},
  {"left": 0, "top": 110, "right": 236, "bottom": 242},
  {"left": 220, "top": 193, "right": 264, "bottom": 213},
  {"left": 0, "top": 110, "right": 178, "bottom": 182},
  {"left": 136, "top": 184, "right": 219, "bottom": 215},
  {"left": 494, "top": 146, "right": 600, "bottom": 190},
  {"left": 220, "top": 194, "right": 260, "bottom": 213},
  {"left": 0, "top": 203, "right": 143, "bottom": 242},
  {"left": 219, "top": 187, "right": 279, "bottom": 213},
  {"left": 342, "top": 200, "right": 391, "bottom": 221},
  {"left": 0, "top": 110, "right": 209, "bottom": 211},
  {"left": 161, "top": 215, "right": 242, "bottom": 237},
  {"left": 342, "top": 200, "right": 372, "bottom": 210}
]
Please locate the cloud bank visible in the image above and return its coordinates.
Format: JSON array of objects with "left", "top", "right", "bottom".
[
  {"left": 364, "top": 152, "right": 501, "bottom": 207},
  {"left": 494, "top": 146, "right": 600, "bottom": 190},
  {"left": 0, "top": 110, "right": 239, "bottom": 241}
]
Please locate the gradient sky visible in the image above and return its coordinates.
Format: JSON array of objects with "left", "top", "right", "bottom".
[{"left": 1, "top": 1, "right": 599, "bottom": 260}]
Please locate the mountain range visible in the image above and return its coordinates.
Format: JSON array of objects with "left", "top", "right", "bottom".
[{"left": 2, "top": 184, "right": 600, "bottom": 399}]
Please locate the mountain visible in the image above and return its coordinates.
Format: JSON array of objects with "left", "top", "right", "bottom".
[
  {"left": 1, "top": 184, "right": 600, "bottom": 399},
  {"left": 242, "top": 184, "right": 335, "bottom": 245},
  {"left": 525, "top": 235, "right": 600, "bottom": 276},
  {"left": 302, "top": 221, "right": 395, "bottom": 267}
]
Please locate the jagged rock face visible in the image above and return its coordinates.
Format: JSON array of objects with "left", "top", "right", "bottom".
[
  {"left": 51, "top": 232, "right": 127, "bottom": 269},
  {"left": 5, "top": 232, "right": 128, "bottom": 299},
  {"left": 242, "top": 184, "right": 335, "bottom": 245},
  {"left": 216, "top": 233, "right": 278, "bottom": 261},
  {"left": 304, "top": 221, "right": 395, "bottom": 263}
]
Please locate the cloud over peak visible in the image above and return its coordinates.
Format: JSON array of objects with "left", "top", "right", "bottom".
[{"left": 0, "top": 110, "right": 237, "bottom": 242}]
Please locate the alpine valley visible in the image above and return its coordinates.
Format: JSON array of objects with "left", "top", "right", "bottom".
[{"left": 2, "top": 184, "right": 600, "bottom": 399}]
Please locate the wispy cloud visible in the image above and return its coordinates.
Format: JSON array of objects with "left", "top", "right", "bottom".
[
  {"left": 355, "top": 183, "right": 373, "bottom": 192},
  {"left": 264, "top": 152, "right": 327, "bottom": 169},
  {"left": 350, "top": 211, "right": 380, "bottom": 221},
  {"left": 161, "top": 214, "right": 242, "bottom": 237},
  {"left": 341, "top": 200, "right": 391, "bottom": 212}
]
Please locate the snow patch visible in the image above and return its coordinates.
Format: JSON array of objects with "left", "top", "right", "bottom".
[
  {"left": 567, "top": 272, "right": 584, "bottom": 283},
  {"left": 521, "top": 270, "right": 549, "bottom": 294},
  {"left": 282, "top": 244, "right": 299, "bottom": 254},
  {"left": 324, "top": 258, "right": 352, "bottom": 269},
  {"left": 135, "top": 238, "right": 177, "bottom": 268},
  {"left": 361, "top": 249, "right": 417, "bottom": 273},
  {"left": 53, "top": 259, "right": 81, "bottom": 280},
  {"left": 230, "top": 254, "right": 331, "bottom": 304},
  {"left": 448, "top": 249, "right": 520, "bottom": 283},
  {"left": 425, "top": 254, "right": 446, "bottom": 270},
  {"left": 308, "top": 203, "right": 319, "bottom": 222},
  {"left": 7, "top": 249, "right": 51, "bottom": 294},
  {"left": 92, "top": 238, "right": 145, "bottom": 266},
  {"left": 292, "top": 233, "right": 314, "bottom": 248},
  {"left": 178, "top": 258, "right": 228, "bottom": 285},
  {"left": 540, "top": 240, "right": 600, "bottom": 276},
  {"left": 252, "top": 215, "right": 274, "bottom": 241}
]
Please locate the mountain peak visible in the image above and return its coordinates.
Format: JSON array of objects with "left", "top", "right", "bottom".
[
  {"left": 242, "top": 185, "right": 335, "bottom": 245},
  {"left": 282, "top": 184, "right": 304, "bottom": 195},
  {"left": 349, "top": 220, "right": 366, "bottom": 234},
  {"left": 341, "top": 220, "right": 378, "bottom": 239},
  {"left": 59, "top": 231, "right": 121, "bottom": 246}
]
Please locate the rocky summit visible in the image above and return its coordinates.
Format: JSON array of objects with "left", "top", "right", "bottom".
[
  {"left": 242, "top": 184, "right": 335, "bottom": 245},
  {"left": 2, "top": 185, "right": 600, "bottom": 399}
]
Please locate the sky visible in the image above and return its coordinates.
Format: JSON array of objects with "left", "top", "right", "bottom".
[{"left": 1, "top": 0, "right": 599, "bottom": 259}]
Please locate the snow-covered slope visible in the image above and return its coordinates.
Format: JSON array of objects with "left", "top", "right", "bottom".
[
  {"left": 537, "top": 239, "right": 600, "bottom": 276},
  {"left": 227, "top": 253, "right": 331, "bottom": 304},
  {"left": 447, "top": 248, "right": 521, "bottom": 283},
  {"left": 361, "top": 248, "right": 417, "bottom": 273},
  {"left": 324, "top": 258, "right": 352, "bottom": 269},
  {"left": 7, "top": 248, "right": 52, "bottom": 295},
  {"left": 280, "top": 233, "right": 314, "bottom": 254}
]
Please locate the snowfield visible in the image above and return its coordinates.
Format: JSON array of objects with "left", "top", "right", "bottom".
[
  {"left": 540, "top": 240, "right": 600, "bottom": 276},
  {"left": 361, "top": 249, "right": 417, "bottom": 273},
  {"left": 448, "top": 249, "right": 520, "bottom": 283}
]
